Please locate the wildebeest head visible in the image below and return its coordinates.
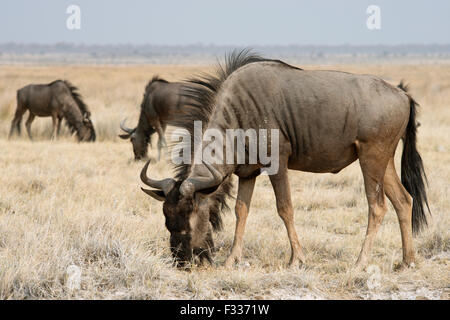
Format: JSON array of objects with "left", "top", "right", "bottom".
[
  {"left": 139, "top": 161, "right": 221, "bottom": 267},
  {"left": 81, "top": 114, "right": 96, "bottom": 142},
  {"left": 119, "top": 119, "right": 153, "bottom": 160}
]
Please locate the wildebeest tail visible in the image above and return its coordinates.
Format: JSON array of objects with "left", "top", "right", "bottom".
[{"left": 398, "top": 81, "right": 430, "bottom": 234}]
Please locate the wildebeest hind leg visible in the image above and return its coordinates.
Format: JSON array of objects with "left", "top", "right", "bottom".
[
  {"left": 355, "top": 142, "right": 390, "bottom": 270},
  {"left": 25, "top": 112, "right": 35, "bottom": 140},
  {"left": 225, "top": 176, "right": 256, "bottom": 268},
  {"left": 383, "top": 157, "right": 415, "bottom": 267},
  {"left": 269, "top": 166, "right": 306, "bottom": 268},
  {"left": 9, "top": 104, "right": 27, "bottom": 138}
]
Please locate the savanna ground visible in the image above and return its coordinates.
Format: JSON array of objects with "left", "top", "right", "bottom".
[{"left": 0, "top": 62, "right": 449, "bottom": 299}]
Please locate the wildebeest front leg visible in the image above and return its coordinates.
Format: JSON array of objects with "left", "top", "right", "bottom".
[
  {"left": 355, "top": 142, "right": 389, "bottom": 270},
  {"left": 155, "top": 120, "right": 167, "bottom": 160},
  {"left": 269, "top": 166, "right": 306, "bottom": 268},
  {"left": 56, "top": 115, "right": 63, "bottom": 136},
  {"left": 25, "top": 112, "right": 35, "bottom": 140},
  {"left": 225, "top": 176, "right": 256, "bottom": 268},
  {"left": 50, "top": 114, "right": 59, "bottom": 140}
]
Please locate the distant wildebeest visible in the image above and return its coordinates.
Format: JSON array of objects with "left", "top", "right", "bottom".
[
  {"left": 119, "top": 76, "right": 199, "bottom": 160},
  {"left": 9, "top": 80, "right": 96, "bottom": 142},
  {"left": 139, "top": 50, "right": 429, "bottom": 270}
]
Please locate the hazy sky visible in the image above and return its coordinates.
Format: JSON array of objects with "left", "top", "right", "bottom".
[{"left": 1, "top": 0, "right": 449, "bottom": 45}]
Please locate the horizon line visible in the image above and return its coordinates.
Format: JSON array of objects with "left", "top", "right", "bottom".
[{"left": 2, "top": 42, "right": 450, "bottom": 48}]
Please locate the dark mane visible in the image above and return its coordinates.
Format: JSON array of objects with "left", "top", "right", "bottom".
[
  {"left": 172, "top": 49, "right": 264, "bottom": 172},
  {"left": 143, "top": 75, "right": 169, "bottom": 103},
  {"left": 171, "top": 49, "right": 292, "bottom": 231},
  {"left": 61, "top": 80, "right": 91, "bottom": 118},
  {"left": 173, "top": 49, "right": 301, "bottom": 178},
  {"left": 136, "top": 76, "right": 167, "bottom": 145},
  {"left": 140, "top": 75, "right": 169, "bottom": 115}
]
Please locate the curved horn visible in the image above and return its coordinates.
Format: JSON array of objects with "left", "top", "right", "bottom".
[
  {"left": 140, "top": 160, "right": 175, "bottom": 195},
  {"left": 140, "top": 187, "right": 166, "bottom": 201},
  {"left": 120, "top": 118, "right": 135, "bottom": 134},
  {"left": 180, "top": 161, "right": 223, "bottom": 197}
]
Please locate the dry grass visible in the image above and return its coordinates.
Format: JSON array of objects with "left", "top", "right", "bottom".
[{"left": 0, "top": 63, "right": 449, "bottom": 299}]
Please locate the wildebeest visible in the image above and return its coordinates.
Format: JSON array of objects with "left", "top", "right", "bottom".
[
  {"left": 119, "top": 76, "right": 198, "bottom": 160},
  {"left": 140, "top": 50, "right": 429, "bottom": 270},
  {"left": 9, "top": 80, "right": 96, "bottom": 142}
]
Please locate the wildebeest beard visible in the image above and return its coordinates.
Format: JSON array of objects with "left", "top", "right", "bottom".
[
  {"left": 194, "top": 230, "right": 214, "bottom": 264},
  {"left": 82, "top": 118, "right": 96, "bottom": 142},
  {"left": 164, "top": 188, "right": 215, "bottom": 268},
  {"left": 170, "top": 231, "right": 214, "bottom": 268}
]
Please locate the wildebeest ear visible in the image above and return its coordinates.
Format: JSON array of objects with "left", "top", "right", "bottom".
[
  {"left": 141, "top": 187, "right": 166, "bottom": 201},
  {"left": 118, "top": 133, "right": 131, "bottom": 139}
]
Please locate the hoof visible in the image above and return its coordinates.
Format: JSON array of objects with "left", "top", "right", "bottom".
[
  {"left": 288, "top": 257, "right": 305, "bottom": 269},
  {"left": 393, "top": 261, "right": 416, "bottom": 272},
  {"left": 352, "top": 263, "right": 367, "bottom": 273},
  {"left": 224, "top": 257, "right": 239, "bottom": 269}
]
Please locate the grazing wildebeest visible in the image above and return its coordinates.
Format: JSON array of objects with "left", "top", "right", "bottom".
[
  {"left": 119, "top": 76, "right": 198, "bottom": 160},
  {"left": 9, "top": 80, "right": 96, "bottom": 142},
  {"left": 140, "top": 50, "right": 429, "bottom": 270}
]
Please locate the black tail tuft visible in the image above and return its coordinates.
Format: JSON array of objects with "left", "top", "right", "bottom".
[{"left": 398, "top": 82, "right": 430, "bottom": 234}]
